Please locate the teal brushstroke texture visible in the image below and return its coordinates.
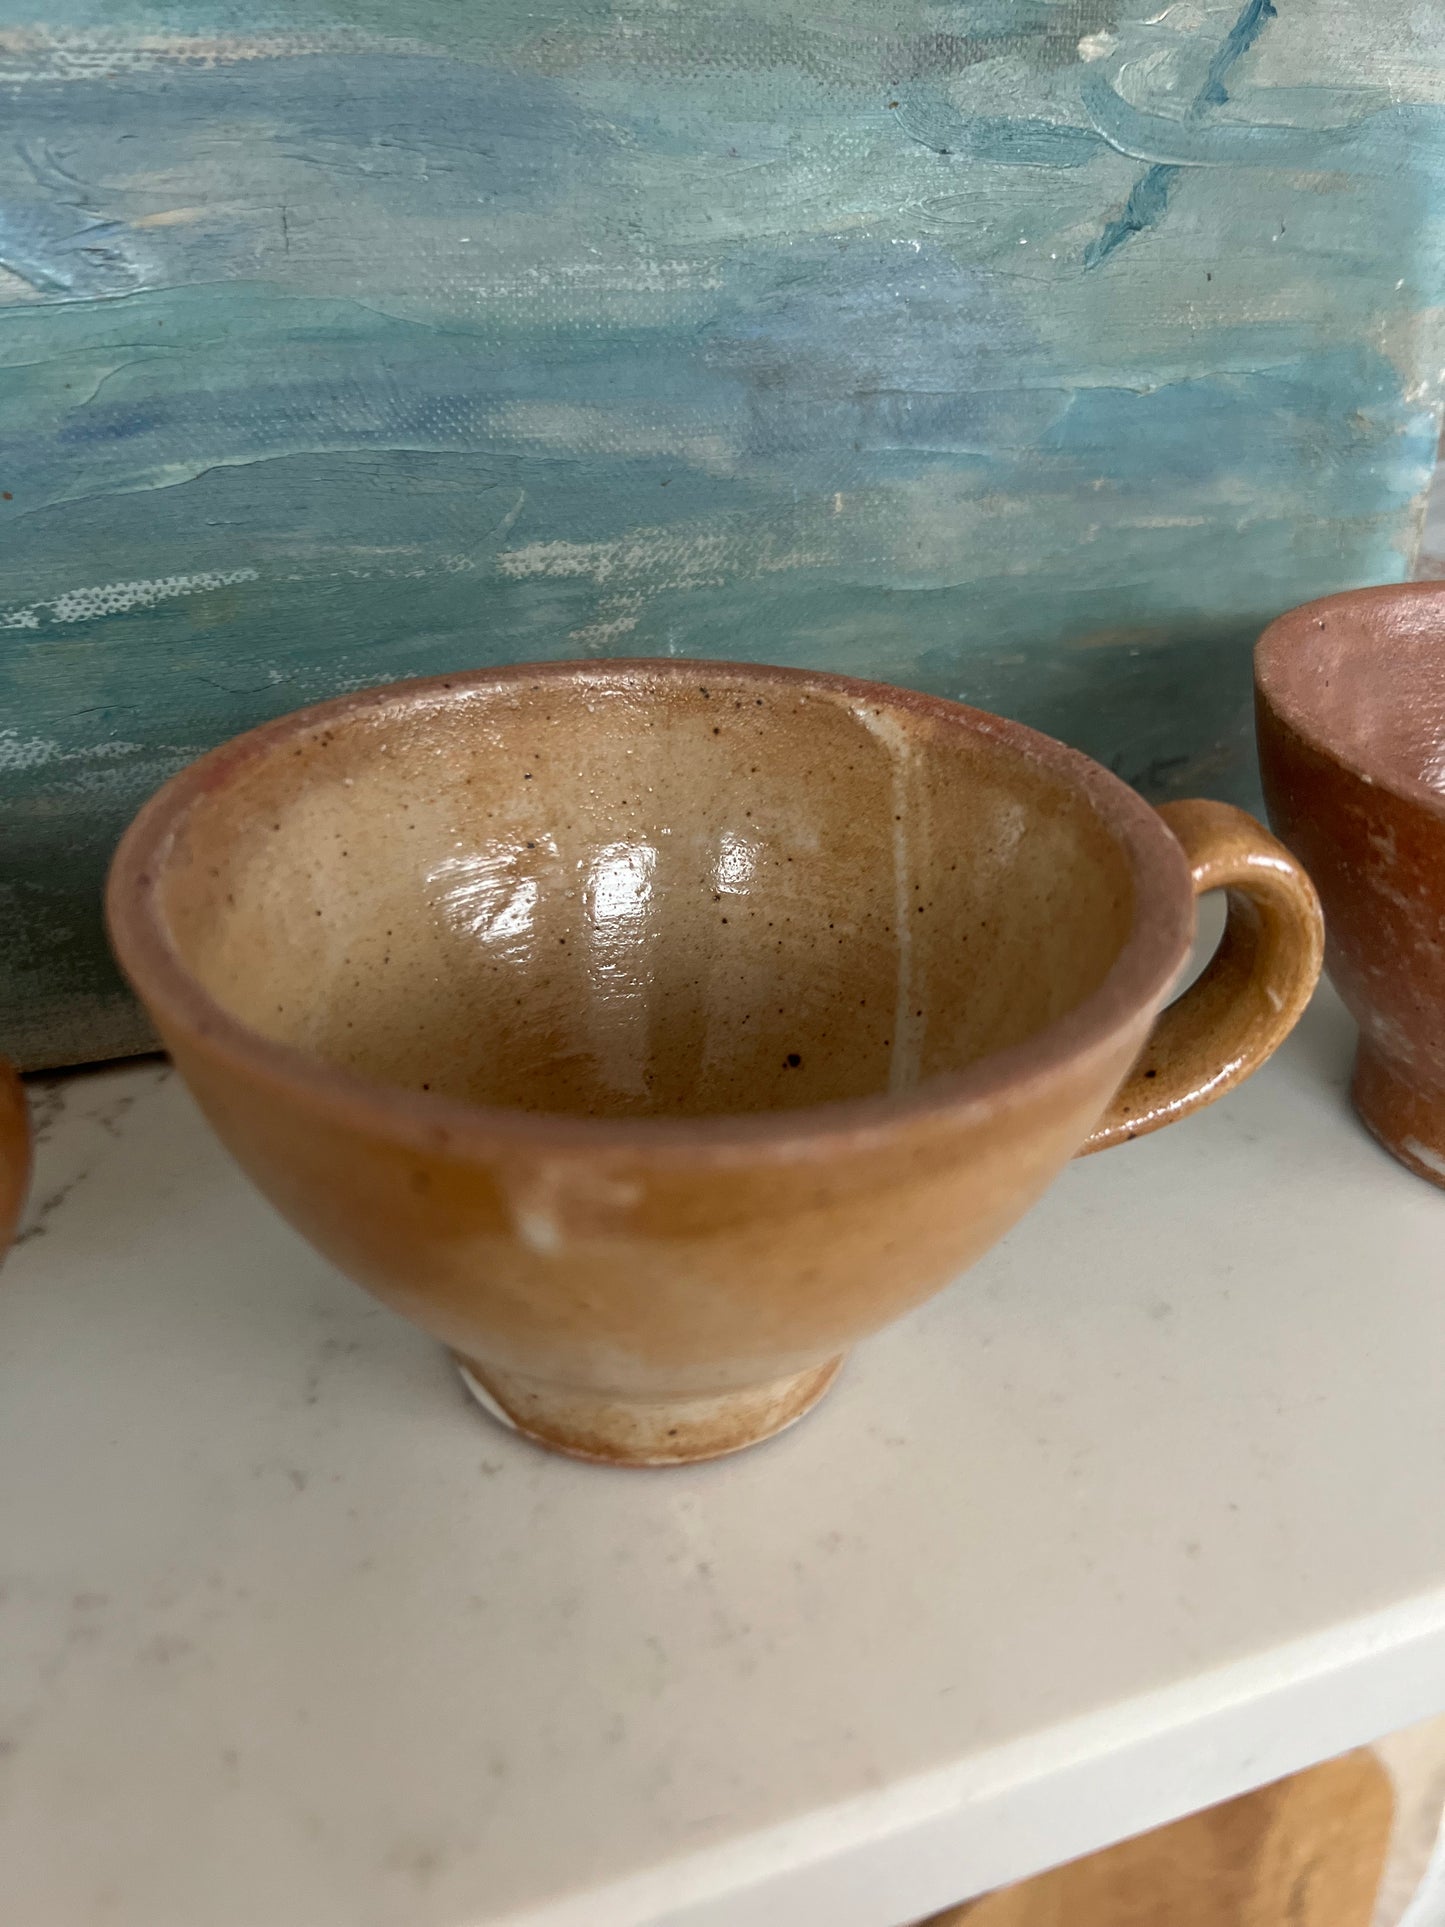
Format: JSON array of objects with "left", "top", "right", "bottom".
[
  {"left": 1084, "top": 0, "right": 1276, "bottom": 267},
  {"left": 2, "top": 0, "right": 1444, "bottom": 1063}
]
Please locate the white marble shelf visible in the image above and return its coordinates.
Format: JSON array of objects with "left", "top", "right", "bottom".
[{"left": 4, "top": 982, "right": 1445, "bottom": 1927}]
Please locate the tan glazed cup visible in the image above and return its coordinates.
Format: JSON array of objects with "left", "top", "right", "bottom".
[
  {"left": 107, "top": 661, "right": 1324, "bottom": 1464},
  {"left": 1257, "top": 584, "right": 1445, "bottom": 1189}
]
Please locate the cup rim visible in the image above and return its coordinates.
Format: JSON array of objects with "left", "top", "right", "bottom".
[
  {"left": 1255, "top": 582, "right": 1445, "bottom": 823},
  {"left": 106, "top": 658, "right": 1195, "bottom": 1161}
]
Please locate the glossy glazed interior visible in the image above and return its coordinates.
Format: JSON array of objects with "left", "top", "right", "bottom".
[
  {"left": 158, "top": 668, "right": 1137, "bottom": 1120},
  {"left": 1258, "top": 584, "right": 1445, "bottom": 799}
]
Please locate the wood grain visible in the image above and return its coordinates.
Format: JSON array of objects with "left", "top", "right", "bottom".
[{"left": 918, "top": 1752, "right": 1394, "bottom": 1927}]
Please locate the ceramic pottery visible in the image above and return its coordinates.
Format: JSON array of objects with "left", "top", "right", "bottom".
[
  {"left": 0, "top": 1058, "right": 29, "bottom": 1264},
  {"left": 1258, "top": 584, "right": 1445, "bottom": 1190},
  {"left": 108, "top": 661, "right": 1323, "bottom": 1463}
]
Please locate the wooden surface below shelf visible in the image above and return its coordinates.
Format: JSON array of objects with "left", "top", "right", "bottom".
[{"left": 919, "top": 1752, "right": 1394, "bottom": 1927}]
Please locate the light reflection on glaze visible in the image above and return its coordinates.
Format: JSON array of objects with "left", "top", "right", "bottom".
[
  {"left": 588, "top": 841, "right": 657, "bottom": 927},
  {"left": 712, "top": 830, "right": 759, "bottom": 895},
  {"left": 584, "top": 839, "right": 659, "bottom": 1103},
  {"left": 1419, "top": 742, "right": 1445, "bottom": 796},
  {"left": 426, "top": 845, "right": 543, "bottom": 958}
]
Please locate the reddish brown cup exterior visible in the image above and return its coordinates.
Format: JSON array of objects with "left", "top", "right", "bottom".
[
  {"left": 0, "top": 1057, "right": 29, "bottom": 1264},
  {"left": 107, "top": 661, "right": 1320, "bottom": 1463},
  {"left": 1257, "top": 584, "right": 1445, "bottom": 1189}
]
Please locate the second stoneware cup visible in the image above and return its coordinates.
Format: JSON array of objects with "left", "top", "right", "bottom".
[
  {"left": 0, "top": 1057, "right": 30, "bottom": 1266},
  {"left": 108, "top": 661, "right": 1323, "bottom": 1464},
  {"left": 1257, "top": 583, "right": 1445, "bottom": 1189}
]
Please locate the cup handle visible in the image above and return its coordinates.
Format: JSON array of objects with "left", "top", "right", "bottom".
[
  {"left": 0, "top": 1057, "right": 31, "bottom": 1262},
  {"left": 1081, "top": 799, "right": 1324, "bottom": 1155}
]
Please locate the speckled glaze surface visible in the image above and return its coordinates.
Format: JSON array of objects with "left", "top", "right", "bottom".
[
  {"left": 107, "top": 661, "right": 1322, "bottom": 1462},
  {"left": 1258, "top": 584, "right": 1445, "bottom": 1190},
  {"left": 0, "top": 1057, "right": 30, "bottom": 1264}
]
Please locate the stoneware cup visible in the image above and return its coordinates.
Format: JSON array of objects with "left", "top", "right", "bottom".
[
  {"left": 1257, "top": 583, "right": 1445, "bottom": 1189},
  {"left": 108, "top": 661, "right": 1323, "bottom": 1464},
  {"left": 0, "top": 1056, "right": 30, "bottom": 1264}
]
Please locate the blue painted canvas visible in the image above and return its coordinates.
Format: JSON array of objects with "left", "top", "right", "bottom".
[{"left": 3, "top": 0, "right": 1444, "bottom": 1064}]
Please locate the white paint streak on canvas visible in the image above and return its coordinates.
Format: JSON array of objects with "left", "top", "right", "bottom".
[
  {"left": 0, "top": 569, "right": 259, "bottom": 631},
  {"left": 0, "top": 732, "right": 144, "bottom": 772},
  {"left": 0, "top": 29, "right": 430, "bottom": 80},
  {"left": 497, "top": 526, "right": 828, "bottom": 591}
]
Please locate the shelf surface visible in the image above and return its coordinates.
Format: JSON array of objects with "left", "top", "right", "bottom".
[{"left": 4, "top": 981, "right": 1445, "bottom": 1927}]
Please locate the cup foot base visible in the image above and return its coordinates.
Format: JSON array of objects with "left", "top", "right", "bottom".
[
  {"left": 1352, "top": 1039, "right": 1445, "bottom": 1191},
  {"left": 454, "top": 1354, "right": 843, "bottom": 1466}
]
